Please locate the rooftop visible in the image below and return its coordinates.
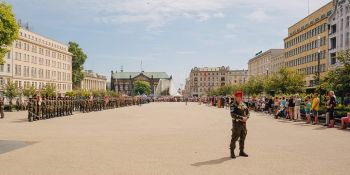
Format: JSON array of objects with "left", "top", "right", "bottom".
[{"left": 112, "top": 71, "right": 171, "bottom": 79}]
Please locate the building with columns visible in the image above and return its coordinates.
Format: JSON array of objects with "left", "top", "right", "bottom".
[
  {"left": 0, "top": 27, "right": 72, "bottom": 94},
  {"left": 80, "top": 70, "right": 107, "bottom": 91},
  {"left": 110, "top": 70, "right": 172, "bottom": 96}
]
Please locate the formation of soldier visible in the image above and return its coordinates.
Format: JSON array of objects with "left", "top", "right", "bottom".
[{"left": 28, "top": 95, "right": 145, "bottom": 122}]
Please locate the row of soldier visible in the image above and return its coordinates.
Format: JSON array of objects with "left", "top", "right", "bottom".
[{"left": 28, "top": 96, "right": 144, "bottom": 122}]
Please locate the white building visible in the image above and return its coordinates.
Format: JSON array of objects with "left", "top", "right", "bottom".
[
  {"left": 328, "top": 0, "right": 350, "bottom": 69},
  {"left": 0, "top": 27, "right": 73, "bottom": 94}
]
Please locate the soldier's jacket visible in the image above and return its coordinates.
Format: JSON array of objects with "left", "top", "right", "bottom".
[{"left": 230, "top": 102, "right": 250, "bottom": 122}]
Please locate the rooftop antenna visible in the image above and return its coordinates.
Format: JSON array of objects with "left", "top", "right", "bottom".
[{"left": 140, "top": 60, "right": 143, "bottom": 72}]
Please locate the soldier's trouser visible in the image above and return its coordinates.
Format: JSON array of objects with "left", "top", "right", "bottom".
[
  {"left": 230, "top": 122, "right": 247, "bottom": 152},
  {"left": 0, "top": 110, "right": 4, "bottom": 118}
]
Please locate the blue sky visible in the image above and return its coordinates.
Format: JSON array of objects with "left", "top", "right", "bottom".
[{"left": 7, "top": 0, "right": 330, "bottom": 88}]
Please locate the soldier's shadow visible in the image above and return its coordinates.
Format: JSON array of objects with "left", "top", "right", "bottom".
[{"left": 191, "top": 157, "right": 231, "bottom": 167}]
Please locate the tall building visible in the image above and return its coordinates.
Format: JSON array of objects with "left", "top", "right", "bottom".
[
  {"left": 110, "top": 70, "right": 172, "bottom": 96},
  {"left": 187, "top": 66, "right": 229, "bottom": 96},
  {"left": 185, "top": 66, "right": 248, "bottom": 97},
  {"left": 248, "top": 49, "right": 284, "bottom": 77},
  {"left": 80, "top": 70, "right": 107, "bottom": 91},
  {"left": 228, "top": 70, "right": 248, "bottom": 85},
  {"left": 0, "top": 27, "right": 73, "bottom": 94},
  {"left": 284, "top": 2, "right": 334, "bottom": 87},
  {"left": 328, "top": 0, "right": 350, "bottom": 69},
  {"left": 269, "top": 52, "right": 286, "bottom": 74}
]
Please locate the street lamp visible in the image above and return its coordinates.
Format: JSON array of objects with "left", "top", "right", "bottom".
[{"left": 317, "top": 35, "right": 321, "bottom": 86}]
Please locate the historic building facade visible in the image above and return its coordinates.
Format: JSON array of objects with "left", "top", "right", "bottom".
[
  {"left": 228, "top": 70, "right": 248, "bottom": 85},
  {"left": 328, "top": 0, "right": 350, "bottom": 70},
  {"left": 80, "top": 70, "right": 107, "bottom": 91},
  {"left": 284, "top": 2, "right": 334, "bottom": 87},
  {"left": 248, "top": 49, "right": 284, "bottom": 78},
  {"left": 185, "top": 66, "right": 248, "bottom": 97},
  {"left": 0, "top": 27, "right": 73, "bottom": 94},
  {"left": 110, "top": 70, "right": 172, "bottom": 96}
]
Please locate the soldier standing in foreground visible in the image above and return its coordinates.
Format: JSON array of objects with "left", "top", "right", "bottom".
[{"left": 230, "top": 91, "right": 249, "bottom": 159}]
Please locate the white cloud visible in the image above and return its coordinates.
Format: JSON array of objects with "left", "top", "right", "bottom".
[
  {"left": 245, "top": 9, "right": 272, "bottom": 22},
  {"left": 85, "top": 0, "right": 331, "bottom": 28}
]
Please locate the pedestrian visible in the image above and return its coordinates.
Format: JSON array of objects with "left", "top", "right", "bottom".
[
  {"left": 274, "top": 97, "right": 280, "bottom": 118},
  {"left": 288, "top": 96, "right": 295, "bottom": 121},
  {"left": 339, "top": 112, "right": 350, "bottom": 129},
  {"left": 229, "top": 90, "right": 249, "bottom": 159},
  {"left": 294, "top": 94, "right": 301, "bottom": 121},
  {"left": 325, "top": 96, "right": 330, "bottom": 126},
  {"left": 0, "top": 97, "right": 4, "bottom": 119},
  {"left": 328, "top": 91, "right": 337, "bottom": 128},
  {"left": 311, "top": 93, "right": 320, "bottom": 125},
  {"left": 305, "top": 96, "right": 312, "bottom": 124}
]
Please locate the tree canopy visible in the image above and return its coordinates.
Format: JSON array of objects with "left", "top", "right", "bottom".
[
  {"left": 321, "top": 50, "right": 350, "bottom": 95},
  {"left": 0, "top": 2, "right": 19, "bottom": 64},
  {"left": 206, "top": 67, "right": 305, "bottom": 97},
  {"left": 133, "top": 81, "right": 151, "bottom": 96},
  {"left": 68, "top": 42, "right": 87, "bottom": 89}
]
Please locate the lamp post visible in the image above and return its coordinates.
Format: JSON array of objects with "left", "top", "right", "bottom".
[{"left": 317, "top": 35, "right": 321, "bottom": 86}]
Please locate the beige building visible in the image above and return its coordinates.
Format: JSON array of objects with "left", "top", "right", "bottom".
[
  {"left": 248, "top": 49, "right": 284, "bottom": 77},
  {"left": 270, "top": 52, "right": 286, "bottom": 74},
  {"left": 80, "top": 70, "right": 107, "bottom": 91},
  {"left": 228, "top": 70, "right": 248, "bottom": 85},
  {"left": 186, "top": 66, "right": 248, "bottom": 96},
  {"left": 0, "top": 27, "right": 72, "bottom": 94},
  {"left": 284, "top": 2, "right": 334, "bottom": 87}
]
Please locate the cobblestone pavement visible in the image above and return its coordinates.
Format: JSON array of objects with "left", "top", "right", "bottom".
[{"left": 0, "top": 103, "right": 349, "bottom": 175}]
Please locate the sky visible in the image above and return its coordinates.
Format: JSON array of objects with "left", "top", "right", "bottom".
[{"left": 6, "top": 0, "right": 331, "bottom": 89}]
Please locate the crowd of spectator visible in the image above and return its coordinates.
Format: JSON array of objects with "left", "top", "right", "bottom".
[{"left": 199, "top": 91, "right": 350, "bottom": 130}]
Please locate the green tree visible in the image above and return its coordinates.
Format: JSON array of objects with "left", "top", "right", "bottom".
[
  {"left": 4, "top": 81, "right": 19, "bottom": 111},
  {"left": 321, "top": 50, "right": 350, "bottom": 99},
  {"left": 23, "top": 85, "right": 37, "bottom": 98},
  {"left": 68, "top": 42, "right": 87, "bottom": 89},
  {"left": 243, "top": 76, "right": 265, "bottom": 95},
  {"left": 133, "top": 81, "right": 151, "bottom": 96},
  {"left": 41, "top": 84, "right": 56, "bottom": 97},
  {"left": 0, "top": 2, "right": 19, "bottom": 64},
  {"left": 269, "top": 68, "right": 305, "bottom": 94}
]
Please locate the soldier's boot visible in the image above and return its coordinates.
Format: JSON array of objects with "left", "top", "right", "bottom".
[
  {"left": 230, "top": 149, "right": 236, "bottom": 159},
  {"left": 239, "top": 150, "right": 248, "bottom": 157}
]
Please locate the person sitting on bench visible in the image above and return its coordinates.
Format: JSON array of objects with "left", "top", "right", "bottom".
[{"left": 339, "top": 112, "right": 350, "bottom": 130}]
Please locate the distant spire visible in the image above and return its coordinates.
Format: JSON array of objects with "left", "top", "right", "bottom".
[
  {"left": 121, "top": 65, "right": 124, "bottom": 72},
  {"left": 141, "top": 60, "right": 143, "bottom": 72}
]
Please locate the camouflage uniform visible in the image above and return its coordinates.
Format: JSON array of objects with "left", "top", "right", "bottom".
[{"left": 230, "top": 100, "right": 250, "bottom": 158}]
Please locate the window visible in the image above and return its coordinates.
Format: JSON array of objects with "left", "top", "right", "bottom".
[
  {"left": 7, "top": 64, "right": 10, "bottom": 73},
  {"left": 7, "top": 51, "right": 11, "bottom": 59}
]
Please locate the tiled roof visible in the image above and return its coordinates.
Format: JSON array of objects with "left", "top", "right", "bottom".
[{"left": 112, "top": 72, "right": 170, "bottom": 79}]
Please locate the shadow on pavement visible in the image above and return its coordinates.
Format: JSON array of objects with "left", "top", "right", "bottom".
[
  {"left": 11, "top": 118, "right": 28, "bottom": 123},
  {"left": 0, "top": 140, "right": 36, "bottom": 155},
  {"left": 191, "top": 157, "right": 231, "bottom": 167}
]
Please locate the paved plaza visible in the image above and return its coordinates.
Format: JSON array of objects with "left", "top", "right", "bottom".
[{"left": 0, "top": 103, "right": 350, "bottom": 175}]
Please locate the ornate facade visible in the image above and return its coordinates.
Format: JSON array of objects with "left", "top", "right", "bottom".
[{"left": 110, "top": 71, "right": 172, "bottom": 96}]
